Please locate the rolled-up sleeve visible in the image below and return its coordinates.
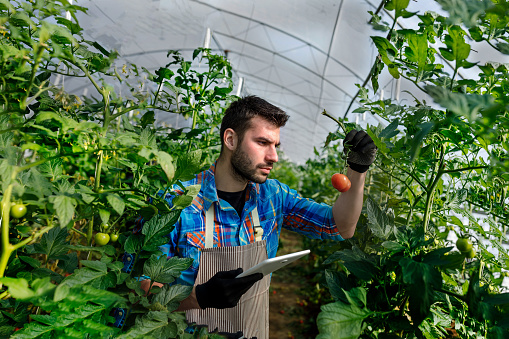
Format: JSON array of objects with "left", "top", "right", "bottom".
[{"left": 279, "top": 183, "right": 344, "bottom": 241}]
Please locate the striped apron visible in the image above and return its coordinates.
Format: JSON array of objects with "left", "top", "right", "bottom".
[{"left": 186, "top": 204, "right": 270, "bottom": 339}]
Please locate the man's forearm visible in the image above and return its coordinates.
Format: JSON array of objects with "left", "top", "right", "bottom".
[{"left": 332, "top": 167, "right": 366, "bottom": 239}]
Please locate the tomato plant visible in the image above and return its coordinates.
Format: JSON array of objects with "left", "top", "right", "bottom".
[
  {"left": 331, "top": 173, "right": 351, "bottom": 192},
  {"left": 271, "top": 1, "right": 509, "bottom": 338},
  {"left": 0, "top": 1, "right": 235, "bottom": 337}
]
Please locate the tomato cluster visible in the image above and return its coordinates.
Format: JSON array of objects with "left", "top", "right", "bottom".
[{"left": 456, "top": 238, "right": 475, "bottom": 258}]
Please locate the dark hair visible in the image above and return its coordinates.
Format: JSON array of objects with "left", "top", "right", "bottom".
[{"left": 220, "top": 96, "right": 289, "bottom": 148}]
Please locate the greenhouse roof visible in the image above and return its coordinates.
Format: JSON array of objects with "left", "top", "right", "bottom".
[{"left": 74, "top": 0, "right": 509, "bottom": 164}]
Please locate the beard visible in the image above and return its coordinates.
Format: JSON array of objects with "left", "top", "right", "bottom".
[{"left": 231, "top": 146, "right": 270, "bottom": 184}]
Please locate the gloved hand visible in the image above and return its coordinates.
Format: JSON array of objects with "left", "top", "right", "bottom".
[
  {"left": 343, "top": 130, "right": 377, "bottom": 173},
  {"left": 195, "top": 268, "right": 263, "bottom": 309}
]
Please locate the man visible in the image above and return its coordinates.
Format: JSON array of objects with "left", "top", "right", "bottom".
[{"left": 159, "top": 96, "right": 376, "bottom": 338}]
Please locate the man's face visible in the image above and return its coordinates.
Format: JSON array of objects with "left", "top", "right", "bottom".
[{"left": 230, "top": 116, "right": 280, "bottom": 184}]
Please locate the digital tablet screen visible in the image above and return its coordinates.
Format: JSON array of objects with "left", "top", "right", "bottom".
[{"left": 236, "top": 249, "right": 311, "bottom": 278}]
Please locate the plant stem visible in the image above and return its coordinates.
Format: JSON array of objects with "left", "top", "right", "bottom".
[
  {"left": 435, "top": 288, "right": 466, "bottom": 302},
  {"left": 0, "top": 183, "right": 15, "bottom": 285},
  {"left": 442, "top": 165, "right": 488, "bottom": 174},
  {"left": 71, "top": 227, "right": 87, "bottom": 238},
  {"left": 11, "top": 224, "right": 56, "bottom": 251},
  {"left": 321, "top": 109, "right": 347, "bottom": 134},
  {"left": 423, "top": 145, "right": 445, "bottom": 233},
  {"left": 94, "top": 151, "right": 104, "bottom": 193},
  {"left": 20, "top": 43, "right": 46, "bottom": 110}
]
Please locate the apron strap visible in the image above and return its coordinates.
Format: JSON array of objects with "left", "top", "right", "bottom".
[
  {"left": 252, "top": 208, "right": 264, "bottom": 242},
  {"left": 205, "top": 205, "right": 215, "bottom": 249},
  {"left": 205, "top": 204, "right": 261, "bottom": 249}
]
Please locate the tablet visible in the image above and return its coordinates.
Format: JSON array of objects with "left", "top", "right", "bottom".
[{"left": 236, "top": 249, "right": 311, "bottom": 278}]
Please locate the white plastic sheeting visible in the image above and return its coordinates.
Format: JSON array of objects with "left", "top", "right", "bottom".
[{"left": 72, "top": 0, "right": 508, "bottom": 163}]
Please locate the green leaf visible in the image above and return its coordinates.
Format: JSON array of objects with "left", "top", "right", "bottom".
[
  {"left": 155, "top": 151, "right": 175, "bottom": 183},
  {"left": 81, "top": 260, "right": 108, "bottom": 273},
  {"left": 382, "top": 241, "right": 405, "bottom": 252},
  {"left": 399, "top": 257, "right": 442, "bottom": 325},
  {"left": 404, "top": 32, "right": 428, "bottom": 81},
  {"left": 98, "top": 209, "right": 110, "bottom": 225},
  {"left": 49, "top": 195, "right": 77, "bottom": 227},
  {"left": 117, "top": 311, "right": 177, "bottom": 339},
  {"left": 106, "top": 193, "right": 125, "bottom": 216},
  {"left": 379, "top": 119, "right": 400, "bottom": 139},
  {"left": 366, "top": 196, "right": 395, "bottom": 239},
  {"left": 372, "top": 36, "right": 398, "bottom": 65},
  {"left": 409, "top": 122, "right": 434, "bottom": 161},
  {"left": 0, "top": 278, "right": 34, "bottom": 299},
  {"left": 343, "top": 287, "right": 368, "bottom": 309},
  {"left": 124, "top": 234, "right": 144, "bottom": 254},
  {"left": 61, "top": 266, "right": 117, "bottom": 290},
  {"left": 175, "top": 149, "right": 203, "bottom": 181},
  {"left": 143, "top": 255, "right": 193, "bottom": 284},
  {"left": 421, "top": 247, "right": 454, "bottom": 266},
  {"left": 152, "top": 284, "right": 193, "bottom": 311},
  {"left": 140, "top": 111, "right": 155, "bottom": 128},
  {"left": 438, "top": 26, "right": 471, "bottom": 66},
  {"left": 39, "top": 159, "right": 65, "bottom": 181},
  {"left": 325, "top": 270, "right": 351, "bottom": 303},
  {"left": 57, "top": 252, "right": 79, "bottom": 274},
  {"left": 65, "top": 244, "right": 116, "bottom": 256},
  {"left": 33, "top": 227, "right": 69, "bottom": 260},
  {"left": 436, "top": 0, "right": 492, "bottom": 28},
  {"left": 26, "top": 168, "right": 52, "bottom": 198},
  {"left": 10, "top": 322, "right": 54, "bottom": 339},
  {"left": 483, "top": 293, "right": 509, "bottom": 306},
  {"left": 19, "top": 256, "right": 42, "bottom": 269},
  {"left": 139, "top": 128, "right": 157, "bottom": 149},
  {"left": 425, "top": 85, "right": 496, "bottom": 122},
  {"left": 316, "top": 298, "right": 371, "bottom": 339},
  {"left": 497, "top": 42, "right": 509, "bottom": 55},
  {"left": 142, "top": 211, "right": 181, "bottom": 251},
  {"left": 0, "top": 277, "right": 56, "bottom": 301},
  {"left": 335, "top": 247, "right": 378, "bottom": 281}
]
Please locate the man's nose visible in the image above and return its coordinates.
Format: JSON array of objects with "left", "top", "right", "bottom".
[{"left": 266, "top": 145, "right": 278, "bottom": 163}]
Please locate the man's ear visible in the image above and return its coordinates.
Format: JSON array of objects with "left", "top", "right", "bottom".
[{"left": 223, "top": 128, "right": 237, "bottom": 151}]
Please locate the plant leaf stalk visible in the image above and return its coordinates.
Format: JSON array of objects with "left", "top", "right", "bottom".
[{"left": 423, "top": 144, "right": 445, "bottom": 233}]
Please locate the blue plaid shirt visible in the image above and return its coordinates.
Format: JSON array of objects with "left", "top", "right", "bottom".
[{"left": 161, "top": 163, "right": 344, "bottom": 286}]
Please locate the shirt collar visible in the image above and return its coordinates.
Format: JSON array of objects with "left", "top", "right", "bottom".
[{"left": 201, "top": 162, "right": 260, "bottom": 211}]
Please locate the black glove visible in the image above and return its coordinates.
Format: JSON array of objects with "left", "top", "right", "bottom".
[
  {"left": 343, "top": 129, "right": 377, "bottom": 173},
  {"left": 195, "top": 268, "right": 263, "bottom": 309}
]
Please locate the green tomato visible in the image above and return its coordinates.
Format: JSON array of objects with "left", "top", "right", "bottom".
[
  {"left": 464, "top": 248, "right": 476, "bottom": 259},
  {"left": 95, "top": 232, "right": 110, "bottom": 246},
  {"left": 110, "top": 233, "right": 119, "bottom": 242},
  {"left": 11, "top": 204, "right": 27, "bottom": 219},
  {"left": 456, "top": 238, "right": 473, "bottom": 253}
]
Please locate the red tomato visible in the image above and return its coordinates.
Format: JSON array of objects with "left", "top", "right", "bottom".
[{"left": 331, "top": 173, "right": 351, "bottom": 192}]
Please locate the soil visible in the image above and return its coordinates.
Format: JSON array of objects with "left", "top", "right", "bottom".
[{"left": 269, "top": 229, "right": 320, "bottom": 339}]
